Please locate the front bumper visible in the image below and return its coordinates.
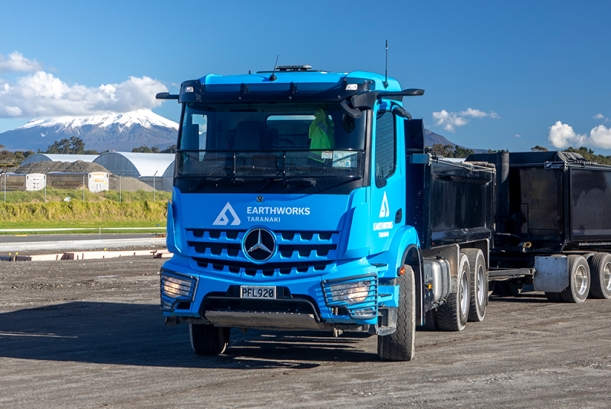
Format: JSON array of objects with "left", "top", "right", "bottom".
[{"left": 160, "top": 255, "right": 390, "bottom": 328}]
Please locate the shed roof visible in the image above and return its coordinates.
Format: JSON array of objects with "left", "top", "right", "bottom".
[
  {"left": 21, "top": 153, "right": 99, "bottom": 165},
  {"left": 93, "top": 152, "right": 175, "bottom": 177}
]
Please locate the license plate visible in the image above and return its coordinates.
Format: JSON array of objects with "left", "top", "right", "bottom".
[{"left": 240, "top": 286, "right": 276, "bottom": 299}]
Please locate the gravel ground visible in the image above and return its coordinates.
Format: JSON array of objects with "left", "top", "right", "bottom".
[{"left": 1, "top": 257, "right": 610, "bottom": 408}]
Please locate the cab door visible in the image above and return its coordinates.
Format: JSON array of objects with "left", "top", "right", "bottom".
[{"left": 369, "top": 100, "right": 405, "bottom": 254}]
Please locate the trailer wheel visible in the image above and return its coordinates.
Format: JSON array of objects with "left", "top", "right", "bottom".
[
  {"left": 588, "top": 252, "right": 611, "bottom": 299},
  {"left": 561, "top": 255, "right": 590, "bottom": 303},
  {"left": 545, "top": 292, "right": 564, "bottom": 303},
  {"left": 437, "top": 253, "right": 470, "bottom": 331},
  {"left": 189, "top": 323, "right": 230, "bottom": 355},
  {"left": 463, "top": 249, "right": 488, "bottom": 322},
  {"left": 378, "top": 267, "right": 415, "bottom": 361}
]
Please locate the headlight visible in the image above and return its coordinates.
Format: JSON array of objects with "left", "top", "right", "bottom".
[
  {"left": 162, "top": 275, "right": 193, "bottom": 298},
  {"left": 322, "top": 274, "right": 378, "bottom": 320},
  {"left": 160, "top": 269, "right": 197, "bottom": 311},
  {"left": 328, "top": 281, "right": 370, "bottom": 303}
]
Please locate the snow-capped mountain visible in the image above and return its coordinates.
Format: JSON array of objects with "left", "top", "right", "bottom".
[{"left": 0, "top": 109, "right": 179, "bottom": 152}]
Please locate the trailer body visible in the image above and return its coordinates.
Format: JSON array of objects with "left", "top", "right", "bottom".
[{"left": 468, "top": 151, "right": 611, "bottom": 300}]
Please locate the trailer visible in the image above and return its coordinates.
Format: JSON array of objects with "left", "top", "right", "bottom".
[
  {"left": 47, "top": 172, "right": 109, "bottom": 192},
  {"left": 468, "top": 151, "right": 611, "bottom": 301},
  {"left": 0, "top": 172, "right": 46, "bottom": 191}
]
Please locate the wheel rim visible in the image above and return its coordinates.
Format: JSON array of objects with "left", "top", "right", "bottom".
[
  {"left": 603, "top": 262, "right": 611, "bottom": 292},
  {"left": 460, "top": 271, "right": 469, "bottom": 317},
  {"left": 574, "top": 264, "right": 589, "bottom": 296},
  {"left": 476, "top": 266, "right": 486, "bottom": 306}
]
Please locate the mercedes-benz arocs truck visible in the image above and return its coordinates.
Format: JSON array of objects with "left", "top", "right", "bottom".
[{"left": 156, "top": 66, "right": 611, "bottom": 361}]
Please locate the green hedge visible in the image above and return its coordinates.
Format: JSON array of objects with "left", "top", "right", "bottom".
[{"left": 0, "top": 201, "right": 168, "bottom": 228}]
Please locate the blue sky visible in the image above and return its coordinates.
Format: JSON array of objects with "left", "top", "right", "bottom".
[{"left": 1, "top": 0, "right": 610, "bottom": 153}]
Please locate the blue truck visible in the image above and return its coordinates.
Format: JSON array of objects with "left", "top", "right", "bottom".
[{"left": 156, "top": 65, "right": 611, "bottom": 361}]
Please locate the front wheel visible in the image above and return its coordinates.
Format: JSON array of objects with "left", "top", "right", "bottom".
[
  {"left": 378, "top": 266, "right": 416, "bottom": 361},
  {"left": 437, "top": 252, "right": 470, "bottom": 331},
  {"left": 189, "top": 323, "right": 230, "bottom": 356}
]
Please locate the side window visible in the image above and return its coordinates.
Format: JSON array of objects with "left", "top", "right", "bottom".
[
  {"left": 180, "top": 113, "right": 207, "bottom": 150},
  {"left": 375, "top": 110, "right": 396, "bottom": 180}
]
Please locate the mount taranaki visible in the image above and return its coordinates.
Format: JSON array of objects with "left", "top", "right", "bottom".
[{"left": 0, "top": 109, "right": 455, "bottom": 152}]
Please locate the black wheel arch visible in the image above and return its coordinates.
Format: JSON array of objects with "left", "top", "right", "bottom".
[{"left": 401, "top": 244, "right": 424, "bottom": 326}]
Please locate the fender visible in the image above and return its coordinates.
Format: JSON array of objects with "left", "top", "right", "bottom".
[{"left": 385, "top": 225, "right": 421, "bottom": 276}]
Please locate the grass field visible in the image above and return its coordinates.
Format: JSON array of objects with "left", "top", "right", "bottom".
[{"left": 0, "top": 188, "right": 170, "bottom": 232}]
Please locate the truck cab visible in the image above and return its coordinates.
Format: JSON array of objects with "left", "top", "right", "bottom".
[{"left": 157, "top": 66, "right": 491, "bottom": 360}]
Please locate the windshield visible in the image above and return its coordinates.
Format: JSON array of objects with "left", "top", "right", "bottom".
[{"left": 175, "top": 102, "right": 368, "bottom": 193}]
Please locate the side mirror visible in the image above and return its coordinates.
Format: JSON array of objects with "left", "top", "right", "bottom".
[{"left": 156, "top": 92, "right": 179, "bottom": 100}]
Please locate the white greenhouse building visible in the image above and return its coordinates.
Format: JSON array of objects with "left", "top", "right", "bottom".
[{"left": 93, "top": 152, "right": 175, "bottom": 191}]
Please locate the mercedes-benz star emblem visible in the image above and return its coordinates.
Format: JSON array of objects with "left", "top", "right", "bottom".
[{"left": 242, "top": 228, "right": 276, "bottom": 262}]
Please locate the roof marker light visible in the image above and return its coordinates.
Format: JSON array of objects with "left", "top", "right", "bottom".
[{"left": 184, "top": 86, "right": 194, "bottom": 93}]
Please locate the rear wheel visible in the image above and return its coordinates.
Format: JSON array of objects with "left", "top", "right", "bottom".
[
  {"left": 378, "top": 267, "right": 416, "bottom": 361},
  {"left": 589, "top": 253, "right": 611, "bottom": 299},
  {"left": 189, "top": 323, "right": 230, "bottom": 356},
  {"left": 561, "top": 255, "right": 590, "bottom": 303},
  {"left": 437, "top": 253, "right": 470, "bottom": 331},
  {"left": 463, "top": 249, "right": 488, "bottom": 322}
]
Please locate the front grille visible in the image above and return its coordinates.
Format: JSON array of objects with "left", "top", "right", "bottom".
[{"left": 186, "top": 228, "right": 339, "bottom": 278}]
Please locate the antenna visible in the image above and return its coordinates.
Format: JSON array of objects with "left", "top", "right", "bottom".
[
  {"left": 383, "top": 40, "right": 389, "bottom": 89},
  {"left": 269, "top": 55, "right": 279, "bottom": 81}
]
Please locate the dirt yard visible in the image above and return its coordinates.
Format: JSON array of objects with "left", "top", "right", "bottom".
[{"left": 1, "top": 257, "right": 610, "bottom": 408}]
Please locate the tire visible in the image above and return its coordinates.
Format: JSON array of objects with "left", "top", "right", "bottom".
[
  {"left": 189, "top": 323, "right": 230, "bottom": 356},
  {"left": 419, "top": 308, "right": 439, "bottom": 331},
  {"left": 561, "top": 255, "right": 590, "bottom": 303},
  {"left": 437, "top": 253, "right": 470, "bottom": 331},
  {"left": 588, "top": 253, "right": 611, "bottom": 299},
  {"left": 378, "top": 266, "right": 416, "bottom": 361},
  {"left": 545, "top": 292, "right": 564, "bottom": 303},
  {"left": 462, "top": 249, "right": 488, "bottom": 322}
]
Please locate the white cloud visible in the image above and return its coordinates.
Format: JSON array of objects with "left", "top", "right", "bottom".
[
  {"left": 548, "top": 121, "right": 611, "bottom": 149},
  {"left": 0, "top": 52, "right": 41, "bottom": 72},
  {"left": 594, "top": 113, "right": 609, "bottom": 122},
  {"left": 548, "top": 121, "right": 585, "bottom": 148},
  {"left": 589, "top": 125, "right": 611, "bottom": 149},
  {"left": 432, "top": 107, "right": 499, "bottom": 132},
  {"left": 0, "top": 70, "right": 168, "bottom": 118}
]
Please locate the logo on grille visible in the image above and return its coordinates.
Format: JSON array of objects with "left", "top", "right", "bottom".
[
  {"left": 242, "top": 227, "right": 276, "bottom": 262},
  {"left": 213, "top": 202, "right": 241, "bottom": 226}
]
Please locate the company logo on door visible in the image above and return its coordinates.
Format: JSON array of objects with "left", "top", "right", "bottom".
[{"left": 373, "top": 192, "right": 393, "bottom": 238}]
